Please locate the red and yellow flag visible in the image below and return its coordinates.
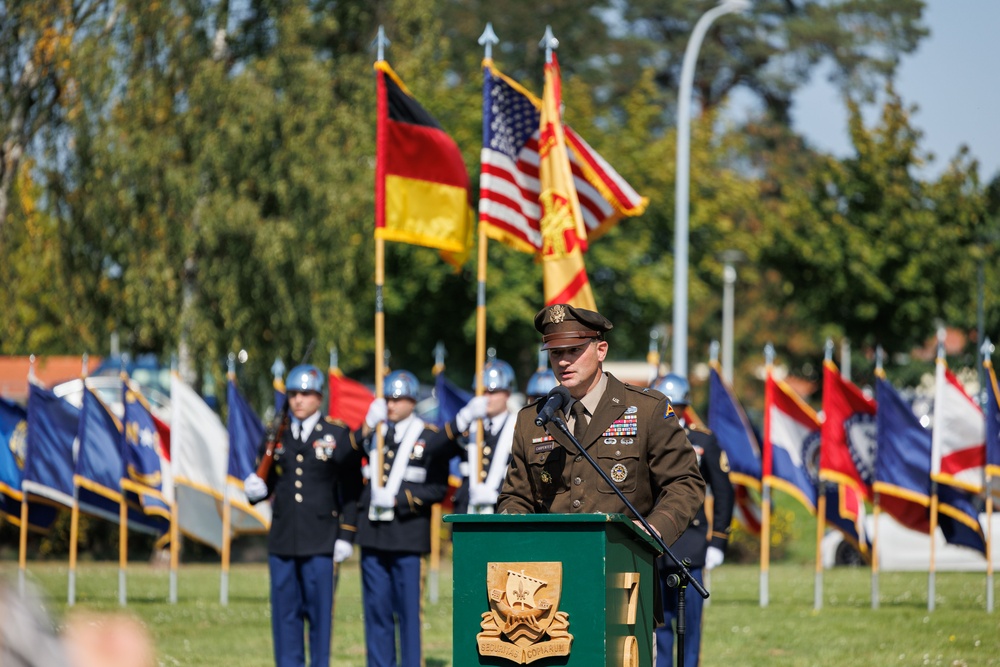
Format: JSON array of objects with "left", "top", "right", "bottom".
[
  {"left": 538, "top": 54, "right": 596, "bottom": 310},
  {"left": 375, "top": 61, "right": 472, "bottom": 264}
]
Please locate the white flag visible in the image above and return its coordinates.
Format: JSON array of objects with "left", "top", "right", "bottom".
[
  {"left": 170, "top": 374, "right": 269, "bottom": 550},
  {"left": 931, "top": 359, "right": 986, "bottom": 494}
]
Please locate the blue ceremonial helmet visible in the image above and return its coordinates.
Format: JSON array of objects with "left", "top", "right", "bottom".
[
  {"left": 286, "top": 364, "right": 324, "bottom": 394},
  {"left": 384, "top": 370, "right": 419, "bottom": 401},
  {"left": 652, "top": 373, "right": 690, "bottom": 406},
  {"left": 525, "top": 368, "right": 558, "bottom": 400},
  {"left": 479, "top": 360, "right": 516, "bottom": 393}
]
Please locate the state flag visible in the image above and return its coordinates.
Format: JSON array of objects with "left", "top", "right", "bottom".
[{"left": 764, "top": 370, "right": 819, "bottom": 512}]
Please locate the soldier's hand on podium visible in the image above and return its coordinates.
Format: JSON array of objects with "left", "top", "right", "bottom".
[
  {"left": 632, "top": 519, "right": 661, "bottom": 539},
  {"left": 705, "top": 545, "right": 725, "bottom": 570},
  {"left": 370, "top": 485, "right": 397, "bottom": 509},
  {"left": 243, "top": 473, "right": 268, "bottom": 503},
  {"left": 469, "top": 483, "right": 499, "bottom": 508},
  {"left": 365, "top": 398, "right": 387, "bottom": 429},
  {"left": 456, "top": 396, "right": 489, "bottom": 432}
]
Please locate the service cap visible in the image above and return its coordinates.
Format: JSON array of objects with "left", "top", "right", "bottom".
[{"left": 533, "top": 304, "right": 613, "bottom": 350}]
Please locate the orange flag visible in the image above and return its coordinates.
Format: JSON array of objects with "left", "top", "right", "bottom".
[{"left": 538, "top": 54, "right": 596, "bottom": 309}]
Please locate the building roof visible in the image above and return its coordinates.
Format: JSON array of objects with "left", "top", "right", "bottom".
[{"left": 0, "top": 356, "right": 104, "bottom": 404}]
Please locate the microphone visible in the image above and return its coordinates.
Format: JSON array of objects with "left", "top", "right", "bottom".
[{"left": 534, "top": 385, "right": 571, "bottom": 427}]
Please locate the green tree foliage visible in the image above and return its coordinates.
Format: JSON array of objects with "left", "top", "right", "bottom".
[{"left": 760, "top": 89, "right": 987, "bottom": 356}]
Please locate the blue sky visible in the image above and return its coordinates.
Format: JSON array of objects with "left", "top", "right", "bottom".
[{"left": 791, "top": 0, "right": 1000, "bottom": 182}]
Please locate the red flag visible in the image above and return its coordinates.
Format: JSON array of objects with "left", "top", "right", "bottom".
[
  {"left": 328, "top": 370, "right": 375, "bottom": 431},
  {"left": 820, "top": 360, "right": 876, "bottom": 500}
]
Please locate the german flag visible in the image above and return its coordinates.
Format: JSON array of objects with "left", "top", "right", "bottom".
[{"left": 375, "top": 61, "right": 472, "bottom": 259}]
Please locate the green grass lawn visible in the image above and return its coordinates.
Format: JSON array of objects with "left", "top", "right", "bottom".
[{"left": 6, "top": 559, "right": 1000, "bottom": 666}]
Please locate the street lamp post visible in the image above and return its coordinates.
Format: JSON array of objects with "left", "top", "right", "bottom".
[
  {"left": 672, "top": 0, "right": 750, "bottom": 378},
  {"left": 718, "top": 249, "right": 745, "bottom": 382}
]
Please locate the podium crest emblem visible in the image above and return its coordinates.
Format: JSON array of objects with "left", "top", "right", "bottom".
[{"left": 477, "top": 561, "right": 572, "bottom": 664}]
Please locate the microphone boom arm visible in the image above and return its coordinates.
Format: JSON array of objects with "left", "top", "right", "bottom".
[{"left": 547, "top": 414, "right": 709, "bottom": 600}]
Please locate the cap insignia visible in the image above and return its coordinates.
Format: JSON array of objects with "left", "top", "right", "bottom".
[{"left": 549, "top": 304, "right": 567, "bottom": 323}]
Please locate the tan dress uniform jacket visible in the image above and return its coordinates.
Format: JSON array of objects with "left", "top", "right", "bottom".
[{"left": 497, "top": 373, "right": 705, "bottom": 546}]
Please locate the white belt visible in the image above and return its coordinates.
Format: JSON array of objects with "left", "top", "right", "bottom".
[{"left": 362, "top": 464, "right": 426, "bottom": 484}]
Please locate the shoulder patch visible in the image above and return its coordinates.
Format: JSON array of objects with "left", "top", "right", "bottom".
[
  {"left": 719, "top": 450, "right": 731, "bottom": 474},
  {"left": 664, "top": 402, "right": 676, "bottom": 420},
  {"left": 324, "top": 416, "right": 349, "bottom": 428}
]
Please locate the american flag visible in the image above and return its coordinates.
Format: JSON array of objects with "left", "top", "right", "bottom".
[{"left": 479, "top": 64, "right": 646, "bottom": 253}]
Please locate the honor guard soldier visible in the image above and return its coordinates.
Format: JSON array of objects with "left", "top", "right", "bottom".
[
  {"left": 651, "top": 373, "right": 734, "bottom": 667},
  {"left": 525, "top": 349, "right": 558, "bottom": 402},
  {"left": 448, "top": 360, "right": 518, "bottom": 514},
  {"left": 498, "top": 304, "right": 705, "bottom": 547},
  {"left": 352, "top": 370, "right": 458, "bottom": 667},
  {"left": 243, "top": 364, "right": 357, "bottom": 667}
]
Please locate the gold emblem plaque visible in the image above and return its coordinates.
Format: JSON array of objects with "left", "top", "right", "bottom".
[{"left": 477, "top": 561, "right": 573, "bottom": 664}]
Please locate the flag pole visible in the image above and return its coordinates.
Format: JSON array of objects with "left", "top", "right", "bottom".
[
  {"left": 471, "top": 23, "right": 499, "bottom": 514},
  {"left": 760, "top": 343, "right": 774, "bottom": 608},
  {"left": 19, "top": 355, "right": 37, "bottom": 596},
  {"left": 373, "top": 25, "right": 389, "bottom": 523},
  {"left": 983, "top": 337, "right": 994, "bottom": 613},
  {"left": 872, "top": 346, "right": 885, "bottom": 610},
  {"left": 814, "top": 340, "right": 835, "bottom": 611},
  {"left": 169, "top": 366, "right": 180, "bottom": 604},
  {"left": 429, "top": 342, "right": 448, "bottom": 605},
  {"left": 69, "top": 355, "right": 90, "bottom": 606},
  {"left": 928, "top": 327, "right": 947, "bottom": 612},
  {"left": 220, "top": 354, "right": 236, "bottom": 606},
  {"left": 116, "top": 359, "right": 129, "bottom": 607}
]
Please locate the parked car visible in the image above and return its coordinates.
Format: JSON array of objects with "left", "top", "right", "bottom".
[{"left": 821, "top": 511, "right": 1000, "bottom": 571}]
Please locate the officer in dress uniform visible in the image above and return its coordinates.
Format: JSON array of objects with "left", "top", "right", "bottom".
[
  {"left": 448, "top": 360, "right": 518, "bottom": 514},
  {"left": 243, "top": 364, "right": 358, "bottom": 667},
  {"left": 351, "top": 370, "right": 459, "bottom": 667},
  {"left": 651, "top": 373, "right": 734, "bottom": 667},
  {"left": 498, "top": 304, "right": 705, "bottom": 548}
]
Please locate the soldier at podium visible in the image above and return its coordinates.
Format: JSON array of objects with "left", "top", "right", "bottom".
[
  {"left": 497, "top": 304, "right": 705, "bottom": 548},
  {"left": 651, "top": 373, "right": 734, "bottom": 667}
]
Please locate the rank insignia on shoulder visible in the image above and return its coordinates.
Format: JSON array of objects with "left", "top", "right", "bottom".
[{"left": 664, "top": 402, "right": 676, "bottom": 420}]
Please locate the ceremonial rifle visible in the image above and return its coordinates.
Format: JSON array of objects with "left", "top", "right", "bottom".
[{"left": 255, "top": 338, "right": 316, "bottom": 480}]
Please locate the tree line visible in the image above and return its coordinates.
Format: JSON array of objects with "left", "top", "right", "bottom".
[{"left": 1, "top": 0, "right": 997, "bottom": 413}]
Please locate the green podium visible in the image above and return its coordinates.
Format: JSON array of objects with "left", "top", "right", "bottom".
[{"left": 445, "top": 513, "right": 663, "bottom": 666}]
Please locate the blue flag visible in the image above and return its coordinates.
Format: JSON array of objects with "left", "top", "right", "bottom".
[
  {"left": 707, "top": 363, "right": 761, "bottom": 489},
  {"left": 874, "top": 376, "right": 985, "bottom": 553},
  {"left": 76, "top": 386, "right": 126, "bottom": 524},
  {"left": 122, "top": 377, "right": 171, "bottom": 531},
  {"left": 435, "top": 373, "right": 472, "bottom": 486},
  {"left": 0, "top": 396, "right": 58, "bottom": 530},
  {"left": 985, "top": 357, "right": 1000, "bottom": 484},
  {"left": 24, "top": 383, "right": 79, "bottom": 508},
  {"left": 227, "top": 378, "right": 265, "bottom": 481}
]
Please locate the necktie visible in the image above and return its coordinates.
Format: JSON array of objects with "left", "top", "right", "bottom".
[
  {"left": 571, "top": 400, "right": 588, "bottom": 442},
  {"left": 384, "top": 422, "right": 396, "bottom": 449}
]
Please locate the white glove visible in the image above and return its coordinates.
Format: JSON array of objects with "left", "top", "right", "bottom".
[
  {"left": 365, "top": 398, "right": 387, "bottom": 429},
  {"left": 705, "top": 545, "right": 725, "bottom": 570},
  {"left": 370, "top": 485, "right": 397, "bottom": 509},
  {"left": 456, "top": 395, "right": 489, "bottom": 432},
  {"left": 468, "top": 483, "right": 499, "bottom": 508},
  {"left": 243, "top": 473, "right": 268, "bottom": 503},
  {"left": 333, "top": 539, "right": 354, "bottom": 563}
]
